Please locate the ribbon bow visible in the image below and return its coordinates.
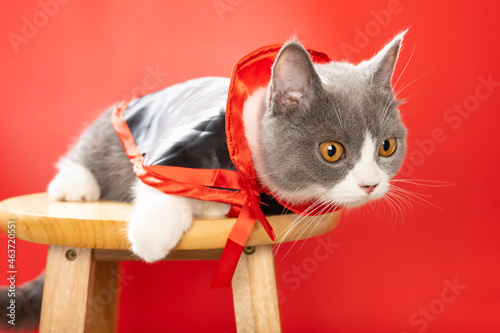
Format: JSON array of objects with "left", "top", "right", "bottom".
[
  {"left": 112, "top": 44, "right": 333, "bottom": 289},
  {"left": 112, "top": 100, "right": 276, "bottom": 288},
  {"left": 211, "top": 185, "right": 275, "bottom": 288}
]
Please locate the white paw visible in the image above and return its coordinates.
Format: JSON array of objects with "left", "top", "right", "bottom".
[
  {"left": 128, "top": 180, "right": 194, "bottom": 262},
  {"left": 47, "top": 159, "right": 101, "bottom": 202},
  {"left": 189, "top": 198, "right": 231, "bottom": 219},
  {"left": 129, "top": 220, "right": 179, "bottom": 262}
]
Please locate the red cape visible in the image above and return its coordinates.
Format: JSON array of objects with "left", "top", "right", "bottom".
[{"left": 112, "top": 44, "right": 334, "bottom": 288}]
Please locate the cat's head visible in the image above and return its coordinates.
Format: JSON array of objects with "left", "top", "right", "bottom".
[{"left": 245, "top": 32, "right": 407, "bottom": 209}]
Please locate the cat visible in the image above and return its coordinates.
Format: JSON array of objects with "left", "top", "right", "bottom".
[{"left": 1, "top": 32, "right": 407, "bottom": 330}]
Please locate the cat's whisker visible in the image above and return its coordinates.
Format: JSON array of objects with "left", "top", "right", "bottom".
[
  {"left": 286, "top": 200, "right": 327, "bottom": 236},
  {"left": 275, "top": 208, "right": 309, "bottom": 241},
  {"left": 39, "top": 34, "right": 414, "bottom": 329},
  {"left": 389, "top": 192, "right": 413, "bottom": 218},
  {"left": 394, "top": 68, "right": 434, "bottom": 98},
  {"left": 274, "top": 213, "right": 309, "bottom": 259},
  {"left": 388, "top": 185, "right": 415, "bottom": 208},
  {"left": 382, "top": 195, "right": 398, "bottom": 220},
  {"left": 397, "top": 92, "right": 422, "bottom": 117},
  {"left": 276, "top": 187, "right": 306, "bottom": 214},
  {"left": 393, "top": 45, "right": 433, "bottom": 101},
  {"left": 279, "top": 203, "right": 329, "bottom": 262},
  {"left": 294, "top": 203, "right": 334, "bottom": 253},
  {"left": 390, "top": 178, "right": 455, "bottom": 188},
  {"left": 287, "top": 212, "right": 321, "bottom": 251},
  {"left": 263, "top": 34, "right": 409, "bottom": 262},
  {"left": 292, "top": 202, "right": 329, "bottom": 241},
  {"left": 393, "top": 44, "right": 416, "bottom": 91},
  {"left": 383, "top": 186, "right": 410, "bottom": 222},
  {"left": 390, "top": 184, "right": 434, "bottom": 199},
  {"left": 380, "top": 195, "right": 399, "bottom": 222},
  {"left": 290, "top": 215, "right": 328, "bottom": 258},
  {"left": 276, "top": 200, "right": 330, "bottom": 261},
  {"left": 273, "top": 198, "right": 325, "bottom": 258},
  {"left": 389, "top": 184, "right": 445, "bottom": 212},
  {"left": 380, "top": 91, "right": 399, "bottom": 128},
  {"left": 385, "top": 191, "right": 410, "bottom": 222},
  {"left": 398, "top": 91, "right": 420, "bottom": 101},
  {"left": 274, "top": 208, "right": 310, "bottom": 252},
  {"left": 321, "top": 200, "right": 341, "bottom": 235},
  {"left": 274, "top": 224, "right": 302, "bottom": 259},
  {"left": 329, "top": 100, "right": 345, "bottom": 130},
  {"left": 369, "top": 199, "right": 397, "bottom": 229},
  {"left": 260, "top": 182, "right": 331, "bottom": 209},
  {"left": 387, "top": 195, "right": 406, "bottom": 224}
]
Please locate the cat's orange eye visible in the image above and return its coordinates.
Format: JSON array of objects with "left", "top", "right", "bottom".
[
  {"left": 379, "top": 137, "right": 397, "bottom": 157},
  {"left": 319, "top": 141, "right": 344, "bottom": 162}
]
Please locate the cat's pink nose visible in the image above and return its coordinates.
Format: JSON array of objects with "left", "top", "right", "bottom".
[{"left": 359, "top": 184, "right": 378, "bottom": 194}]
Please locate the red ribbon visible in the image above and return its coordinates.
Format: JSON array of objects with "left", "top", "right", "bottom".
[
  {"left": 111, "top": 44, "right": 335, "bottom": 289},
  {"left": 112, "top": 101, "right": 276, "bottom": 288},
  {"left": 211, "top": 187, "right": 275, "bottom": 288}
]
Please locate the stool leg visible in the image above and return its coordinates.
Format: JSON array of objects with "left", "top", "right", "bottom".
[
  {"left": 39, "top": 246, "right": 120, "bottom": 333},
  {"left": 232, "top": 245, "right": 281, "bottom": 333},
  {"left": 85, "top": 260, "right": 120, "bottom": 333},
  {"left": 39, "top": 245, "right": 93, "bottom": 333}
]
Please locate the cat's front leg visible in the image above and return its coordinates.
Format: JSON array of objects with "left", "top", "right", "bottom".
[
  {"left": 47, "top": 159, "right": 101, "bottom": 201},
  {"left": 129, "top": 180, "right": 231, "bottom": 262},
  {"left": 129, "top": 180, "right": 194, "bottom": 262}
]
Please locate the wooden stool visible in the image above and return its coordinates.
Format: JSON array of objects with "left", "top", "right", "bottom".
[{"left": 0, "top": 193, "right": 340, "bottom": 332}]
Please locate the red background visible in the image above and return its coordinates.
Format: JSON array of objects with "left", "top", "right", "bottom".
[{"left": 1, "top": 0, "right": 500, "bottom": 332}]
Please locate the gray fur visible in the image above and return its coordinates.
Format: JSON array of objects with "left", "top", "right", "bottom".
[
  {"left": 260, "top": 33, "right": 407, "bottom": 200},
  {"left": 62, "top": 33, "right": 407, "bottom": 207},
  {"left": 14, "top": 33, "right": 409, "bottom": 330},
  {"left": 64, "top": 108, "right": 136, "bottom": 202}
]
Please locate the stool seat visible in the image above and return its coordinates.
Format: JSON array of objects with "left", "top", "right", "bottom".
[
  {"left": 0, "top": 193, "right": 341, "bottom": 332},
  {"left": 0, "top": 193, "right": 340, "bottom": 251}
]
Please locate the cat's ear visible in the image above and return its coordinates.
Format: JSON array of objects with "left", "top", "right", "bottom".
[
  {"left": 368, "top": 30, "right": 407, "bottom": 91},
  {"left": 270, "top": 40, "right": 322, "bottom": 115}
]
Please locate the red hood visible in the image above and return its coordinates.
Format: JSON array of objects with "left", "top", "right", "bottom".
[{"left": 225, "top": 44, "right": 333, "bottom": 214}]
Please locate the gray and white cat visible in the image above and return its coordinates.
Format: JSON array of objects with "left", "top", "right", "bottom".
[
  {"left": 1, "top": 32, "right": 407, "bottom": 329},
  {"left": 48, "top": 32, "right": 407, "bottom": 261}
]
